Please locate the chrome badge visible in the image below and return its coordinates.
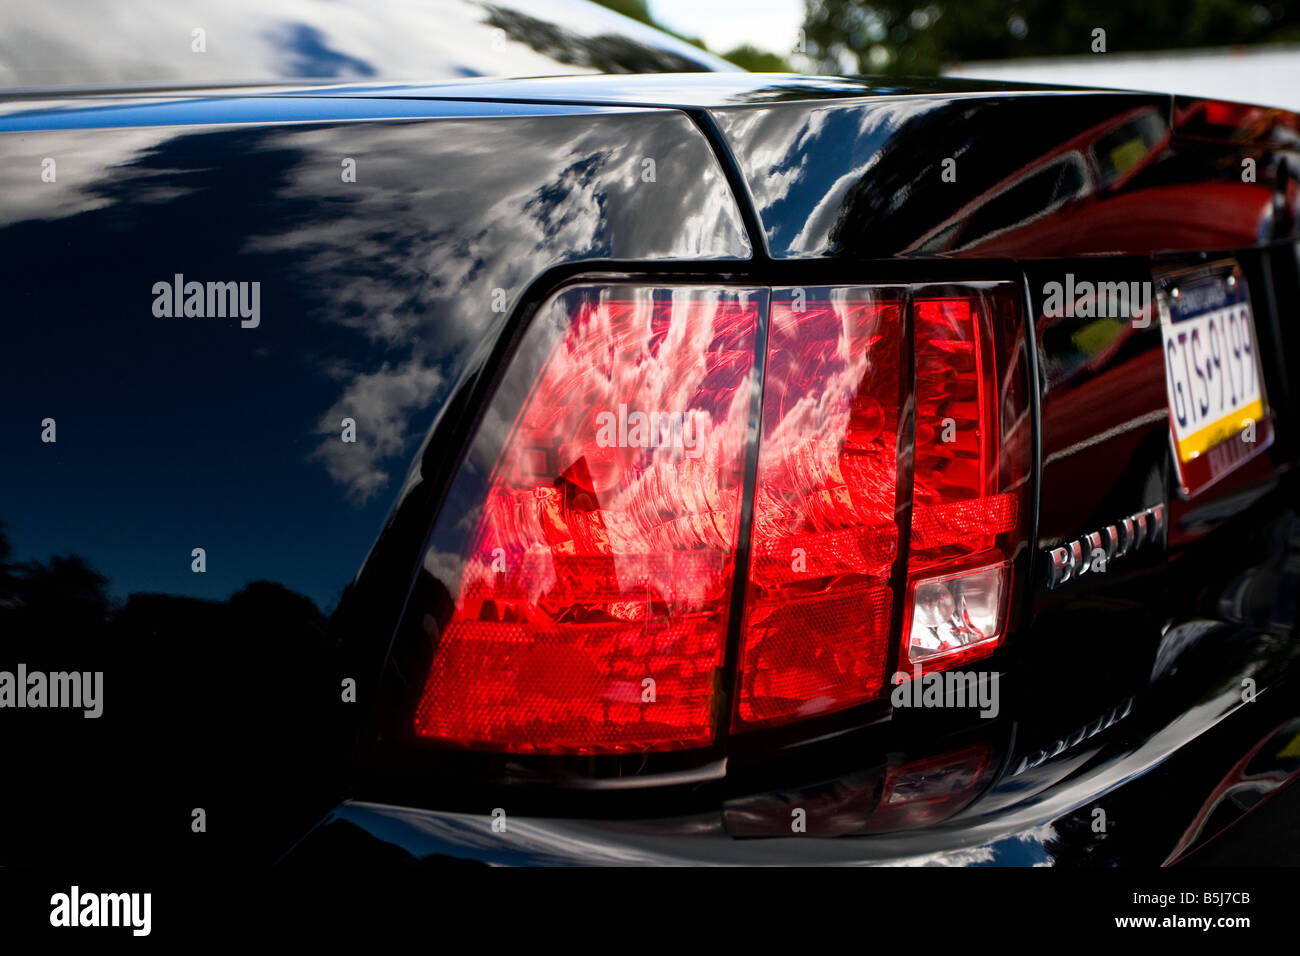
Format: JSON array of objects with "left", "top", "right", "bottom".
[{"left": 1046, "top": 503, "right": 1166, "bottom": 589}]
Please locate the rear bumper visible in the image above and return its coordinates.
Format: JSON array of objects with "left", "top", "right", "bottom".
[{"left": 288, "top": 623, "right": 1300, "bottom": 866}]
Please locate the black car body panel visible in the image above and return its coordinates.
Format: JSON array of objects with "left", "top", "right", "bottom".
[
  {"left": 4, "top": 0, "right": 1300, "bottom": 868},
  {"left": 0, "top": 0, "right": 735, "bottom": 91},
  {"left": 0, "top": 92, "right": 748, "bottom": 863}
]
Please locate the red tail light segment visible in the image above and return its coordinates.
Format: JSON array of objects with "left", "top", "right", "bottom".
[
  {"left": 737, "top": 289, "right": 903, "bottom": 726},
  {"left": 413, "top": 287, "right": 763, "bottom": 753},
  {"left": 411, "top": 281, "right": 1031, "bottom": 755},
  {"left": 905, "top": 290, "right": 1030, "bottom": 672}
]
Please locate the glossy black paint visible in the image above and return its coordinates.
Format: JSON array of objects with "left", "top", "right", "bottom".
[
  {"left": 708, "top": 91, "right": 1300, "bottom": 259},
  {"left": 0, "top": 94, "right": 747, "bottom": 863},
  {"left": 327, "top": 76, "right": 1300, "bottom": 859},
  {"left": 0, "top": 0, "right": 733, "bottom": 91},
  {"left": 5, "top": 2, "right": 1300, "bottom": 868}
]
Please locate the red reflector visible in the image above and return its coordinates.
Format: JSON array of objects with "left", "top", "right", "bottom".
[
  {"left": 908, "top": 493, "right": 1018, "bottom": 553},
  {"left": 413, "top": 288, "right": 762, "bottom": 753},
  {"left": 738, "top": 583, "right": 893, "bottom": 726},
  {"left": 736, "top": 290, "right": 903, "bottom": 727}
]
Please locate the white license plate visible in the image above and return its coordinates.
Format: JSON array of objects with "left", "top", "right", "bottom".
[{"left": 1157, "top": 262, "right": 1271, "bottom": 497}]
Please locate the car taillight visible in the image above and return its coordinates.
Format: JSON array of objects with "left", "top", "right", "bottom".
[
  {"left": 412, "top": 287, "right": 763, "bottom": 753},
  {"left": 409, "top": 281, "right": 1030, "bottom": 755},
  {"left": 903, "top": 291, "right": 1029, "bottom": 674},
  {"left": 736, "top": 288, "right": 903, "bottom": 727}
]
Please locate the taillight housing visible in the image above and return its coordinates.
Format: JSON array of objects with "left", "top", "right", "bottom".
[{"left": 406, "top": 280, "right": 1031, "bottom": 756}]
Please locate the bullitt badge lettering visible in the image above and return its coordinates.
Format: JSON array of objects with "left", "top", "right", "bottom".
[{"left": 1046, "top": 504, "right": 1165, "bottom": 589}]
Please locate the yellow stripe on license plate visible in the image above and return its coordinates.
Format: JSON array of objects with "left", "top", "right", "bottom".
[{"left": 1175, "top": 397, "right": 1265, "bottom": 461}]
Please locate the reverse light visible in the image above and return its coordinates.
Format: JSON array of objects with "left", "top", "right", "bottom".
[{"left": 907, "top": 563, "right": 1008, "bottom": 663}]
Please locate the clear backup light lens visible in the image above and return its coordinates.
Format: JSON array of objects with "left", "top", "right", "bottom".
[{"left": 907, "top": 563, "right": 1008, "bottom": 663}]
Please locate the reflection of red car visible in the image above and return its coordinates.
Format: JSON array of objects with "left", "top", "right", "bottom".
[
  {"left": 1165, "top": 718, "right": 1300, "bottom": 864},
  {"left": 976, "top": 182, "right": 1275, "bottom": 256},
  {"left": 1176, "top": 98, "right": 1300, "bottom": 149},
  {"left": 910, "top": 104, "right": 1277, "bottom": 257},
  {"left": 908, "top": 106, "right": 1172, "bottom": 255}
]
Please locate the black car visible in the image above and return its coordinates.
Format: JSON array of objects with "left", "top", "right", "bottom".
[{"left": 2, "top": 0, "right": 1300, "bottom": 872}]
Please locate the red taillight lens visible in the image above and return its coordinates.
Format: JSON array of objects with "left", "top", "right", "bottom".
[
  {"left": 904, "top": 290, "right": 1029, "bottom": 673},
  {"left": 913, "top": 298, "right": 1002, "bottom": 524},
  {"left": 737, "top": 289, "right": 903, "bottom": 727},
  {"left": 410, "top": 281, "right": 1030, "bottom": 755},
  {"left": 413, "top": 287, "right": 762, "bottom": 753}
]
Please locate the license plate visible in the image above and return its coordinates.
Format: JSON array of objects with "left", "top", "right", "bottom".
[{"left": 1157, "top": 261, "right": 1271, "bottom": 497}]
